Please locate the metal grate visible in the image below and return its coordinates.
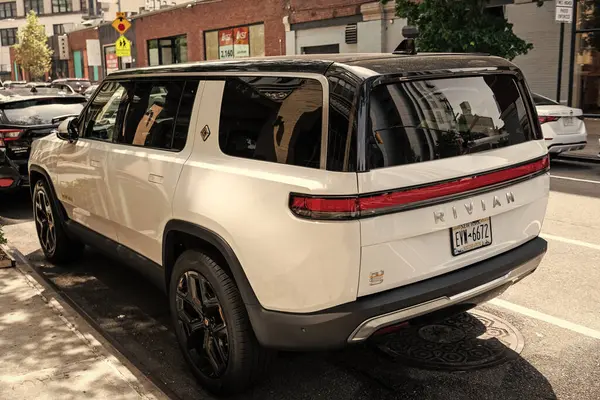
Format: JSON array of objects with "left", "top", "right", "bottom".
[{"left": 345, "top": 23, "right": 358, "bottom": 44}]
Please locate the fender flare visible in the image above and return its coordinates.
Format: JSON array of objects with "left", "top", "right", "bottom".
[
  {"left": 162, "top": 220, "right": 260, "bottom": 307},
  {"left": 29, "top": 164, "right": 70, "bottom": 224}
]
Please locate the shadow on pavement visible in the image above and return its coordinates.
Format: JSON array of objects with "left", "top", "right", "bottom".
[
  {"left": 22, "top": 247, "right": 558, "bottom": 400},
  {"left": 0, "top": 189, "right": 33, "bottom": 225}
]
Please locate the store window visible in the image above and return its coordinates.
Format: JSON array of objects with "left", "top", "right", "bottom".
[
  {"left": 205, "top": 24, "right": 265, "bottom": 61},
  {"left": 0, "top": 2, "right": 16, "bottom": 19},
  {"left": 0, "top": 28, "right": 17, "bottom": 46},
  {"left": 573, "top": 0, "right": 600, "bottom": 114},
  {"left": 147, "top": 35, "right": 187, "bottom": 66},
  {"left": 25, "top": 0, "right": 44, "bottom": 14}
]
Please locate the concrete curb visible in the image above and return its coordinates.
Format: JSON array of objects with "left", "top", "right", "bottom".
[{"left": 1, "top": 245, "right": 171, "bottom": 400}]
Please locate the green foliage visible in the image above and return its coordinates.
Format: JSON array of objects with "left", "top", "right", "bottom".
[
  {"left": 13, "top": 11, "right": 53, "bottom": 79},
  {"left": 0, "top": 226, "right": 6, "bottom": 246},
  {"left": 385, "top": 0, "right": 534, "bottom": 61}
]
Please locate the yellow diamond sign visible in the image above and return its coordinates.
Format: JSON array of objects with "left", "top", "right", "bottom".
[
  {"left": 115, "top": 35, "right": 131, "bottom": 57},
  {"left": 112, "top": 14, "right": 131, "bottom": 35}
]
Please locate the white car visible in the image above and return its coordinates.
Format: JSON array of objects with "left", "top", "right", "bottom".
[
  {"left": 533, "top": 93, "right": 587, "bottom": 155},
  {"left": 28, "top": 54, "right": 549, "bottom": 394}
]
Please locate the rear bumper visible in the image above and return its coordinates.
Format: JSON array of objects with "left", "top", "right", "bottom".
[
  {"left": 548, "top": 141, "right": 587, "bottom": 154},
  {"left": 0, "top": 155, "right": 26, "bottom": 192},
  {"left": 247, "top": 237, "right": 547, "bottom": 350}
]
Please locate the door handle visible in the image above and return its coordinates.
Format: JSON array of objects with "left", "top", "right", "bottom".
[
  {"left": 148, "top": 173, "right": 163, "bottom": 184},
  {"left": 90, "top": 159, "right": 101, "bottom": 168}
]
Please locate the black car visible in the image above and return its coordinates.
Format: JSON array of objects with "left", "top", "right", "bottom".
[{"left": 0, "top": 94, "right": 86, "bottom": 192}]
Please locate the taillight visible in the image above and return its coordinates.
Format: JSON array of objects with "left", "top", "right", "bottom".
[
  {"left": 290, "top": 156, "right": 550, "bottom": 220},
  {"left": 0, "top": 178, "right": 14, "bottom": 188},
  {"left": 0, "top": 129, "right": 23, "bottom": 147},
  {"left": 538, "top": 116, "right": 559, "bottom": 124}
]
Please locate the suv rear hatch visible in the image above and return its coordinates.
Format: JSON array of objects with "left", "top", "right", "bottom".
[{"left": 356, "top": 73, "right": 549, "bottom": 296}]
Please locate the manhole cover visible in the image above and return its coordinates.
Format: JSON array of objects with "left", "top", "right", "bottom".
[{"left": 374, "top": 310, "right": 524, "bottom": 371}]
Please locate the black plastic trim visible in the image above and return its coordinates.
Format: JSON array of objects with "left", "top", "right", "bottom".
[
  {"left": 247, "top": 237, "right": 547, "bottom": 350},
  {"left": 64, "top": 220, "right": 166, "bottom": 291},
  {"left": 548, "top": 141, "right": 587, "bottom": 149},
  {"left": 162, "top": 220, "right": 260, "bottom": 306}
]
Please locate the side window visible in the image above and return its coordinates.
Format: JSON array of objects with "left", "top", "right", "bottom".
[
  {"left": 218, "top": 76, "right": 324, "bottom": 169},
  {"left": 117, "top": 79, "right": 195, "bottom": 151},
  {"left": 81, "top": 81, "right": 130, "bottom": 142},
  {"left": 327, "top": 70, "right": 358, "bottom": 172}
]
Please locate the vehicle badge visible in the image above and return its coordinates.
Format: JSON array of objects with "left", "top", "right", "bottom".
[
  {"left": 369, "top": 270, "right": 384, "bottom": 286},
  {"left": 201, "top": 125, "right": 211, "bottom": 141}
]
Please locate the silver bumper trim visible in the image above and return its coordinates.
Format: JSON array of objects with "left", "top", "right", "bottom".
[{"left": 347, "top": 253, "right": 544, "bottom": 343}]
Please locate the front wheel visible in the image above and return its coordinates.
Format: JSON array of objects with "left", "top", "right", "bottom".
[
  {"left": 169, "top": 250, "right": 271, "bottom": 395},
  {"left": 33, "top": 179, "right": 83, "bottom": 263}
]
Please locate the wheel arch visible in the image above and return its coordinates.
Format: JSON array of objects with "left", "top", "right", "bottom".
[
  {"left": 162, "top": 220, "right": 260, "bottom": 307},
  {"left": 29, "top": 164, "right": 69, "bottom": 223}
]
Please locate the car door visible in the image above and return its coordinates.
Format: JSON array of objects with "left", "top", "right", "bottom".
[
  {"left": 55, "top": 81, "right": 129, "bottom": 242},
  {"left": 106, "top": 78, "right": 202, "bottom": 264}
]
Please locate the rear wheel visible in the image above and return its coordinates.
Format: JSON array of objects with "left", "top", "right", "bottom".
[
  {"left": 33, "top": 179, "right": 83, "bottom": 263},
  {"left": 169, "top": 250, "right": 271, "bottom": 395}
]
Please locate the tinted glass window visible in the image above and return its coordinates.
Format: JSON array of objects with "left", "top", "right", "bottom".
[
  {"left": 1, "top": 98, "right": 85, "bottom": 125},
  {"left": 368, "top": 75, "right": 536, "bottom": 169},
  {"left": 532, "top": 93, "right": 559, "bottom": 106},
  {"left": 219, "top": 77, "right": 323, "bottom": 169},
  {"left": 81, "top": 81, "right": 129, "bottom": 142},
  {"left": 327, "top": 69, "right": 358, "bottom": 172},
  {"left": 118, "top": 80, "right": 196, "bottom": 151}
]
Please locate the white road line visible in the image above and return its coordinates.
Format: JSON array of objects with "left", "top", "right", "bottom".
[
  {"left": 550, "top": 175, "right": 600, "bottom": 185},
  {"left": 489, "top": 299, "right": 600, "bottom": 340},
  {"left": 541, "top": 233, "right": 600, "bottom": 251}
]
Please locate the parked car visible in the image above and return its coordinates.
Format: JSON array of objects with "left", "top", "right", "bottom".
[
  {"left": 3, "top": 80, "right": 28, "bottom": 89},
  {"left": 28, "top": 51, "right": 549, "bottom": 394},
  {"left": 533, "top": 93, "right": 587, "bottom": 155},
  {"left": 0, "top": 94, "right": 86, "bottom": 192},
  {"left": 26, "top": 82, "right": 51, "bottom": 88},
  {"left": 83, "top": 84, "right": 98, "bottom": 100},
  {"left": 51, "top": 78, "right": 91, "bottom": 95}
]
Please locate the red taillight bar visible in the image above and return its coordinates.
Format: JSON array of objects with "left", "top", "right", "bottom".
[
  {"left": 538, "top": 116, "right": 559, "bottom": 125},
  {"left": 0, "top": 129, "right": 23, "bottom": 147},
  {"left": 0, "top": 178, "right": 14, "bottom": 188},
  {"left": 290, "top": 156, "right": 550, "bottom": 220}
]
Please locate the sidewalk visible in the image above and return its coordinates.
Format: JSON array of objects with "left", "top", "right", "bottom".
[
  {"left": 0, "top": 250, "right": 168, "bottom": 400},
  {"left": 563, "top": 118, "right": 600, "bottom": 161}
]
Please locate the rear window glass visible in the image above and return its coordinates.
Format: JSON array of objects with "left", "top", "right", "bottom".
[
  {"left": 368, "top": 75, "right": 537, "bottom": 169},
  {"left": 532, "top": 93, "right": 559, "bottom": 106},
  {"left": 1, "top": 98, "right": 85, "bottom": 125}
]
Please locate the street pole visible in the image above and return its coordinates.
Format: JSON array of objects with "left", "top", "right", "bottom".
[
  {"left": 117, "top": 0, "right": 121, "bottom": 12},
  {"left": 566, "top": 0, "right": 578, "bottom": 107},
  {"left": 556, "top": 22, "right": 565, "bottom": 103}
]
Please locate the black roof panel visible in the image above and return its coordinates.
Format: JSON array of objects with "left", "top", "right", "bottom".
[{"left": 107, "top": 53, "right": 517, "bottom": 79}]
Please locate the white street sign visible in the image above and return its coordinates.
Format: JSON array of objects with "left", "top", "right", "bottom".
[{"left": 555, "top": 6, "right": 573, "bottom": 23}]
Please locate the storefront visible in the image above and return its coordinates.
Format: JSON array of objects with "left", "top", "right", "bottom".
[
  {"left": 569, "top": 0, "right": 600, "bottom": 116},
  {"left": 204, "top": 23, "right": 265, "bottom": 60}
]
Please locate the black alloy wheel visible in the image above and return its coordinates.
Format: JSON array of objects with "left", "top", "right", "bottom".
[
  {"left": 175, "top": 270, "right": 229, "bottom": 378},
  {"left": 34, "top": 187, "right": 56, "bottom": 255}
]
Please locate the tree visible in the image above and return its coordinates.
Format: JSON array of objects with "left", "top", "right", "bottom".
[
  {"left": 384, "top": 0, "right": 534, "bottom": 61},
  {"left": 13, "top": 11, "right": 52, "bottom": 79},
  {"left": 0, "top": 226, "right": 6, "bottom": 246}
]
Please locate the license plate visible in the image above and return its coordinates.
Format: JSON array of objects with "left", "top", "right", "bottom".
[
  {"left": 563, "top": 117, "right": 574, "bottom": 126},
  {"left": 450, "top": 218, "right": 492, "bottom": 256}
]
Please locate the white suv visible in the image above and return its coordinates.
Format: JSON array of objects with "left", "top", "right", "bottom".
[{"left": 29, "top": 53, "right": 549, "bottom": 395}]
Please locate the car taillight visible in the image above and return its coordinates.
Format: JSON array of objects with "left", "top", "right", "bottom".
[
  {"left": 290, "top": 156, "right": 550, "bottom": 220},
  {"left": 0, "top": 129, "right": 23, "bottom": 147},
  {"left": 538, "top": 116, "right": 559, "bottom": 124},
  {"left": 0, "top": 178, "right": 14, "bottom": 187}
]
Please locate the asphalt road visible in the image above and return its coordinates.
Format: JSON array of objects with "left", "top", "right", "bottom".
[{"left": 2, "top": 157, "right": 600, "bottom": 400}]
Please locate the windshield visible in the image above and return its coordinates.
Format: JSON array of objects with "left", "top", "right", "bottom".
[
  {"left": 532, "top": 93, "right": 559, "bottom": 106},
  {"left": 1, "top": 98, "right": 86, "bottom": 125},
  {"left": 367, "top": 75, "right": 537, "bottom": 169}
]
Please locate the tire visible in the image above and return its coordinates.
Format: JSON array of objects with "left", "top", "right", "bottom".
[
  {"left": 32, "top": 179, "right": 84, "bottom": 263},
  {"left": 169, "top": 250, "right": 271, "bottom": 395}
]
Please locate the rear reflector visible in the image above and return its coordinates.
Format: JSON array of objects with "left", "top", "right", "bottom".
[
  {"left": 538, "top": 116, "right": 559, "bottom": 124},
  {"left": 290, "top": 156, "right": 550, "bottom": 220},
  {"left": 0, "top": 178, "right": 14, "bottom": 188}
]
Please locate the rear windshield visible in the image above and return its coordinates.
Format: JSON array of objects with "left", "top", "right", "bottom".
[
  {"left": 532, "top": 93, "right": 559, "bottom": 106},
  {"left": 1, "top": 98, "right": 85, "bottom": 125},
  {"left": 368, "top": 75, "right": 537, "bottom": 169}
]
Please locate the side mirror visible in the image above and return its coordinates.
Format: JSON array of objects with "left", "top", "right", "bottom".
[{"left": 56, "top": 117, "right": 79, "bottom": 143}]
